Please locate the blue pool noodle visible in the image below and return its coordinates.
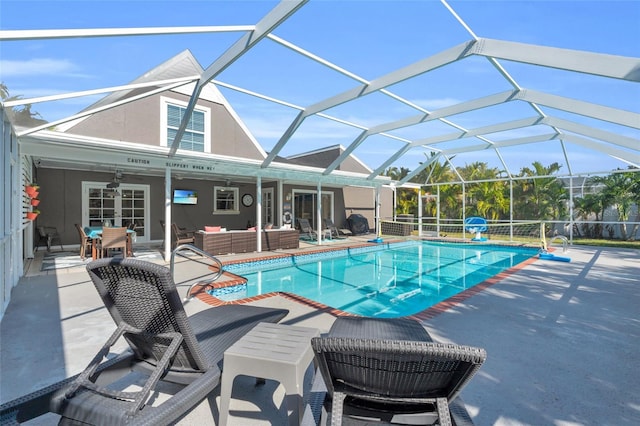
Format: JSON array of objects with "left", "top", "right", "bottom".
[{"left": 539, "top": 252, "right": 571, "bottom": 262}]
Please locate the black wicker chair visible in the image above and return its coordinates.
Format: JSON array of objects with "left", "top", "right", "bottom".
[
  {"left": 37, "top": 226, "right": 63, "bottom": 252},
  {"left": 308, "top": 317, "right": 486, "bottom": 426},
  {"left": 49, "top": 257, "right": 288, "bottom": 425}
]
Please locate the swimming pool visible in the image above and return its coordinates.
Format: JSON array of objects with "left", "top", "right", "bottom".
[{"left": 211, "top": 241, "right": 538, "bottom": 318}]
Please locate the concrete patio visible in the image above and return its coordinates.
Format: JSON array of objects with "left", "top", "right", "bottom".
[{"left": 1, "top": 241, "right": 638, "bottom": 425}]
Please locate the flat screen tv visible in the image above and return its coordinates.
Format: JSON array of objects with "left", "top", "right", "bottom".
[{"left": 173, "top": 189, "right": 198, "bottom": 205}]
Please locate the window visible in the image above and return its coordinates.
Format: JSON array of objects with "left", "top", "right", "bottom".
[
  {"left": 160, "top": 97, "right": 211, "bottom": 152},
  {"left": 262, "top": 188, "right": 274, "bottom": 224},
  {"left": 213, "top": 186, "right": 239, "bottom": 214}
]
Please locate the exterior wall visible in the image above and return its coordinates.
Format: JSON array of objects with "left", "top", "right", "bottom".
[
  {"left": 342, "top": 186, "right": 375, "bottom": 227},
  {"left": 63, "top": 91, "right": 265, "bottom": 161},
  {"left": 34, "top": 168, "right": 267, "bottom": 245},
  {"left": 210, "top": 103, "right": 263, "bottom": 159},
  {"left": 67, "top": 94, "right": 161, "bottom": 146},
  {"left": 287, "top": 146, "right": 371, "bottom": 174},
  {"left": 379, "top": 186, "right": 394, "bottom": 222},
  {"left": 287, "top": 147, "right": 341, "bottom": 168},
  {"left": 340, "top": 155, "right": 371, "bottom": 174}
]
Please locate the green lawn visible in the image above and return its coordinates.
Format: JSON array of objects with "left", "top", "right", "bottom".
[{"left": 571, "top": 238, "right": 640, "bottom": 250}]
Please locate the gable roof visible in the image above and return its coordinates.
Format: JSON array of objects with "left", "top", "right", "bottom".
[{"left": 285, "top": 145, "right": 371, "bottom": 174}]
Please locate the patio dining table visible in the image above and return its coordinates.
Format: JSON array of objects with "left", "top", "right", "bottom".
[{"left": 85, "top": 226, "right": 136, "bottom": 260}]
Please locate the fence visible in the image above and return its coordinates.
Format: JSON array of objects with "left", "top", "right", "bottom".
[{"left": 379, "top": 217, "right": 640, "bottom": 246}]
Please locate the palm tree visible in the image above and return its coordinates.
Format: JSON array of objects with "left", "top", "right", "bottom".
[
  {"left": 1, "top": 82, "right": 47, "bottom": 126},
  {"left": 458, "top": 162, "right": 508, "bottom": 220},
  {"left": 598, "top": 170, "right": 639, "bottom": 240},
  {"left": 385, "top": 166, "right": 417, "bottom": 216},
  {"left": 630, "top": 171, "right": 640, "bottom": 241},
  {"left": 385, "top": 166, "right": 410, "bottom": 181},
  {"left": 1, "top": 82, "right": 11, "bottom": 100},
  {"left": 515, "top": 162, "right": 565, "bottom": 220},
  {"left": 413, "top": 154, "right": 461, "bottom": 219},
  {"left": 573, "top": 192, "right": 603, "bottom": 237}
]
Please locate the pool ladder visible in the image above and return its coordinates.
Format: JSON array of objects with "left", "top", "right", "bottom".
[
  {"left": 549, "top": 235, "right": 569, "bottom": 253},
  {"left": 170, "top": 244, "right": 224, "bottom": 302}
]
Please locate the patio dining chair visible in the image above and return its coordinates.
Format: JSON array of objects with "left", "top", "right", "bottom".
[
  {"left": 308, "top": 317, "right": 486, "bottom": 426},
  {"left": 99, "top": 226, "right": 128, "bottom": 258},
  {"left": 75, "top": 223, "right": 93, "bottom": 260},
  {"left": 49, "top": 257, "right": 289, "bottom": 425}
]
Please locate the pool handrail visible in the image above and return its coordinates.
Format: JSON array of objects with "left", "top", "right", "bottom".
[{"left": 170, "top": 244, "right": 224, "bottom": 302}]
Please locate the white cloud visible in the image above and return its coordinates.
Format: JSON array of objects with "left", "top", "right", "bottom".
[
  {"left": 413, "top": 97, "right": 462, "bottom": 110},
  {"left": 0, "top": 58, "right": 82, "bottom": 77}
]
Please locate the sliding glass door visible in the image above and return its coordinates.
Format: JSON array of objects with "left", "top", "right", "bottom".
[{"left": 292, "top": 190, "right": 333, "bottom": 229}]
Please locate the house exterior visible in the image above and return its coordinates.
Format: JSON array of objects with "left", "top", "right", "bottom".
[
  {"left": 24, "top": 50, "right": 392, "bottom": 246},
  {"left": 0, "top": 49, "right": 395, "bottom": 318}
]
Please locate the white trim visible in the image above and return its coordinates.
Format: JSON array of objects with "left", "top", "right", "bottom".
[
  {"left": 81, "top": 181, "right": 150, "bottom": 242},
  {"left": 213, "top": 186, "right": 239, "bottom": 215},
  {"left": 261, "top": 187, "right": 274, "bottom": 225},
  {"left": 20, "top": 131, "right": 389, "bottom": 188},
  {"left": 292, "top": 189, "right": 335, "bottom": 226}
]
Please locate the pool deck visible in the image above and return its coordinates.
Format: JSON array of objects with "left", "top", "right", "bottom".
[{"left": 2, "top": 237, "right": 639, "bottom": 425}]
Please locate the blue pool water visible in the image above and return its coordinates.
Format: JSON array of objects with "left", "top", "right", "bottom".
[{"left": 211, "top": 241, "right": 537, "bottom": 318}]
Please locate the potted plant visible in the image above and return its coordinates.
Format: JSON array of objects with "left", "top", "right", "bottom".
[
  {"left": 30, "top": 198, "right": 40, "bottom": 206},
  {"left": 26, "top": 209, "right": 40, "bottom": 221},
  {"left": 25, "top": 183, "right": 39, "bottom": 197}
]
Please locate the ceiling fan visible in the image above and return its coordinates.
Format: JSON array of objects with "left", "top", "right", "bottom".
[{"left": 106, "top": 170, "right": 124, "bottom": 189}]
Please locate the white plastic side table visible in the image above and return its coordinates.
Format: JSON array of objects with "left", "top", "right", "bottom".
[{"left": 218, "top": 322, "right": 320, "bottom": 425}]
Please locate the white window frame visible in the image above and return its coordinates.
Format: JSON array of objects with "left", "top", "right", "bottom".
[
  {"left": 213, "top": 186, "right": 239, "bottom": 214},
  {"left": 160, "top": 96, "right": 211, "bottom": 152},
  {"left": 292, "top": 189, "right": 334, "bottom": 227},
  {"left": 262, "top": 187, "right": 274, "bottom": 225},
  {"left": 81, "top": 181, "right": 150, "bottom": 243}
]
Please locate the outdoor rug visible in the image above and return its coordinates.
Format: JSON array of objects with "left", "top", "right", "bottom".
[{"left": 41, "top": 248, "right": 165, "bottom": 272}]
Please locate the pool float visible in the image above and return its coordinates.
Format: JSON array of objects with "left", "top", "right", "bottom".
[{"left": 538, "top": 252, "right": 571, "bottom": 262}]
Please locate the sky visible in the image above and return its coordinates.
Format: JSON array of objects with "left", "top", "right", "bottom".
[{"left": 1, "top": 0, "right": 639, "bottom": 178}]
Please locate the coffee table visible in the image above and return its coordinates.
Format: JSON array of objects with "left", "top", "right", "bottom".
[{"left": 218, "top": 322, "right": 320, "bottom": 425}]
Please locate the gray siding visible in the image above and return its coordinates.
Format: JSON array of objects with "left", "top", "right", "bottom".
[
  {"left": 34, "top": 168, "right": 269, "bottom": 246},
  {"left": 287, "top": 146, "right": 371, "bottom": 174},
  {"left": 63, "top": 91, "right": 265, "bottom": 161}
]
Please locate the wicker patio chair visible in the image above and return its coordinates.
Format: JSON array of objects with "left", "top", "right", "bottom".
[
  {"left": 100, "top": 226, "right": 128, "bottom": 258},
  {"left": 49, "top": 257, "right": 288, "bottom": 425},
  {"left": 171, "top": 222, "right": 195, "bottom": 248},
  {"left": 308, "top": 317, "right": 486, "bottom": 426},
  {"left": 75, "top": 224, "right": 93, "bottom": 260}
]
